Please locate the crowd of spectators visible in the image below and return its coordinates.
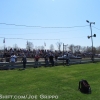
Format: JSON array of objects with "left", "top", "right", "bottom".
[
  {"left": 0, "top": 48, "right": 63, "bottom": 62},
  {"left": 0, "top": 48, "right": 96, "bottom": 69},
  {"left": 0, "top": 47, "right": 92, "bottom": 63}
]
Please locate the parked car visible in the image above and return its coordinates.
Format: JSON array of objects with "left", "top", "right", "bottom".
[
  {"left": 58, "top": 54, "right": 82, "bottom": 60},
  {"left": 97, "top": 54, "right": 100, "bottom": 58}
]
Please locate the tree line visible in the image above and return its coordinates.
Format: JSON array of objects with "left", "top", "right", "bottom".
[{"left": 1, "top": 41, "right": 100, "bottom": 54}]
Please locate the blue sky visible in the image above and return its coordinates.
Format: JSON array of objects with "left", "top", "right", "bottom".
[{"left": 0, "top": 0, "right": 100, "bottom": 50}]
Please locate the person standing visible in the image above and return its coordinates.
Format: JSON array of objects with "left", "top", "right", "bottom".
[
  {"left": 34, "top": 54, "right": 40, "bottom": 68},
  {"left": 49, "top": 53, "right": 54, "bottom": 66},
  {"left": 22, "top": 54, "right": 27, "bottom": 69},
  {"left": 10, "top": 53, "right": 17, "bottom": 69},
  {"left": 55, "top": 52, "right": 58, "bottom": 66},
  {"left": 44, "top": 54, "right": 49, "bottom": 67},
  {"left": 66, "top": 53, "right": 70, "bottom": 66}
]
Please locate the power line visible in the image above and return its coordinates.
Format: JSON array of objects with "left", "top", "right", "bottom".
[
  {"left": 93, "top": 26, "right": 100, "bottom": 30},
  {"left": 0, "top": 22, "right": 89, "bottom": 29},
  {"left": 60, "top": 36, "right": 86, "bottom": 39},
  {"left": 0, "top": 36, "right": 87, "bottom": 40},
  {"left": 41, "top": 25, "right": 89, "bottom": 28},
  {"left": 0, "top": 37, "right": 60, "bottom": 40},
  {"left": 0, "top": 23, "right": 41, "bottom": 28}
]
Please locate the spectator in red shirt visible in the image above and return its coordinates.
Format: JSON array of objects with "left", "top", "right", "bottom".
[{"left": 34, "top": 54, "right": 40, "bottom": 68}]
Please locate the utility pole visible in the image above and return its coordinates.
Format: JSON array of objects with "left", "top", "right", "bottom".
[{"left": 86, "top": 20, "right": 96, "bottom": 62}]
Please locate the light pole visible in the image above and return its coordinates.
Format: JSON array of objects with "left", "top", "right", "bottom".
[{"left": 86, "top": 20, "right": 96, "bottom": 62}]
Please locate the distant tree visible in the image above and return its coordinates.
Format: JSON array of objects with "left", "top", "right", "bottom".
[
  {"left": 13, "top": 44, "right": 19, "bottom": 50},
  {"left": 7, "top": 46, "right": 12, "bottom": 50},
  {"left": 69, "top": 44, "right": 74, "bottom": 53},
  {"left": 56, "top": 42, "right": 62, "bottom": 51},
  {"left": 96, "top": 46, "right": 100, "bottom": 54},
  {"left": 81, "top": 46, "right": 87, "bottom": 53},
  {"left": 37, "top": 46, "right": 41, "bottom": 50},
  {"left": 36, "top": 46, "right": 44, "bottom": 50},
  {"left": 93, "top": 47, "right": 96, "bottom": 54},
  {"left": 26, "top": 41, "right": 34, "bottom": 50},
  {"left": 86, "top": 46, "right": 92, "bottom": 53},
  {"left": 74, "top": 45, "right": 81, "bottom": 52},
  {"left": 41, "top": 46, "right": 45, "bottom": 50},
  {"left": 35, "top": 46, "right": 38, "bottom": 50},
  {"left": 0, "top": 46, "right": 4, "bottom": 50},
  {"left": 50, "top": 44, "right": 55, "bottom": 51},
  {"left": 81, "top": 46, "right": 96, "bottom": 54}
]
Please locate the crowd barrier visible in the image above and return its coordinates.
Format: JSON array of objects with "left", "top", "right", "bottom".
[{"left": 0, "top": 58, "right": 100, "bottom": 70}]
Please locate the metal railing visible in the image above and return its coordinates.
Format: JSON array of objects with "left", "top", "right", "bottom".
[{"left": 0, "top": 58, "right": 100, "bottom": 70}]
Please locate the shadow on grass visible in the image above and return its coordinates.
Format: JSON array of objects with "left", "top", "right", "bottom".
[{"left": 18, "top": 68, "right": 25, "bottom": 71}]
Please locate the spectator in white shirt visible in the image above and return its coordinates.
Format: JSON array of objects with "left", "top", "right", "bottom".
[{"left": 10, "top": 53, "right": 17, "bottom": 68}]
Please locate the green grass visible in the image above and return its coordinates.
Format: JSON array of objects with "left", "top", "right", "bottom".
[{"left": 0, "top": 63, "right": 100, "bottom": 100}]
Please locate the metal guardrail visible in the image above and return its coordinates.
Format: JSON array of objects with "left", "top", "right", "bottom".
[{"left": 0, "top": 58, "right": 100, "bottom": 70}]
